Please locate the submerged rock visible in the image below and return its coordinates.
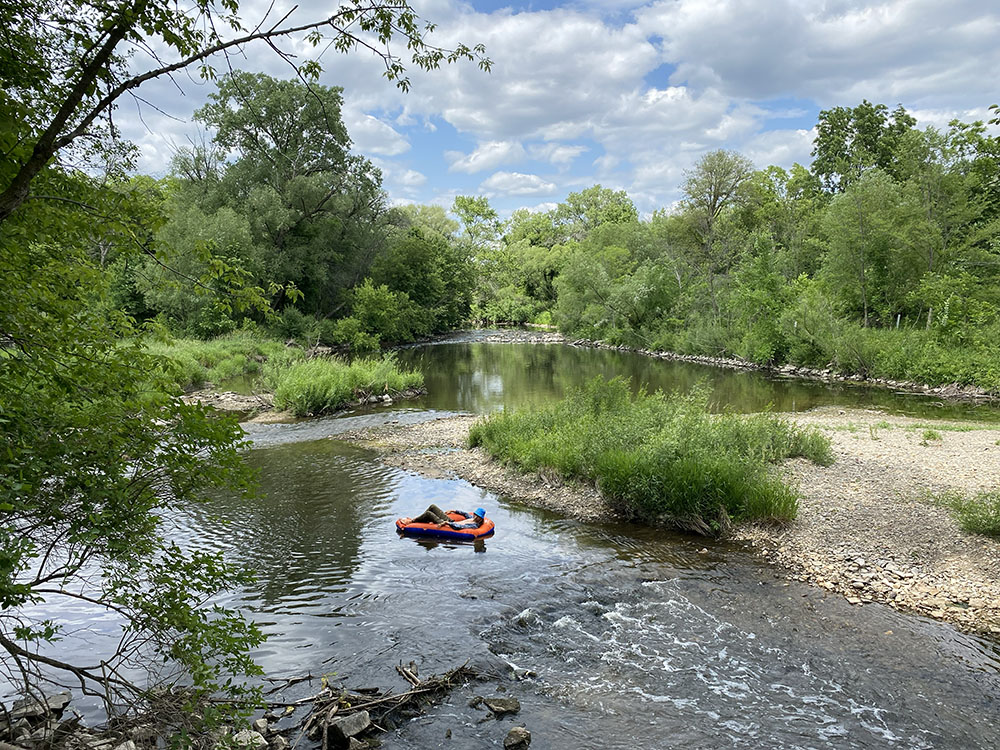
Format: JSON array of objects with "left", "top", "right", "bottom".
[{"left": 483, "top": 697, "right": 520, "bottom": 717}]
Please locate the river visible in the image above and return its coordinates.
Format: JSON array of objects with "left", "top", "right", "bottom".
[{"left": 22, "top": 333, "right": 1000, "bottom": 747}]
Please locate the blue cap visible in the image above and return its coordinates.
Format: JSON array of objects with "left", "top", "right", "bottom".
[{"left": 475, "top": 507, "right": 486, "bottom": 518}]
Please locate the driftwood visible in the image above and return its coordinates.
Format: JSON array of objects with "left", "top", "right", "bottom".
[
  {"left": 291, "top": 661, "right": 476, "bottom": 748},
  {"left": 263, "top": 673, "right": 316, "bottom": 696}
]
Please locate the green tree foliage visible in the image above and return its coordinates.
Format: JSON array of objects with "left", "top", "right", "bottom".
[
  {"left": 1, "top": 0, "right": 488, "bottom": 729},
  {"left": 469, "top": 187, "right": 641, "bottom": 325},
  {"left": 141, "top": 197, "right": 256, "bottom": 336},
  {"left": 191, "top": 72, "right": 387, "bottom": 317},
  {"left": 820, "top": 170, "right": 925, "bottom": 327},
  {"left": 676, "top": 149, "right": 755, "bottom": 319},
  {"left": 369, "top": 227, "right": 474, "bottom": 333},
  {"left": 545, "top": 106, "right": 1000, "bottom": 392},
  {"left": 0, "top": 183, "right": 264, "bottom": 725},
  {"left": 811, "top": 100, "right": 918, "bottom": 192},
  {"left": 395, "top": 203, "right": 460, "bottom": 240},
  {"left": 551, "top": 184, "right": 639, "bottom": 242},
  {"left": 145, "top": 79, "right": 480, "bottom": 344}
]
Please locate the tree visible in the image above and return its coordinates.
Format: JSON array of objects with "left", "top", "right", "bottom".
[
  {"left": 368, "top": 226, "right": 474, "bottom": 332},
  {"left": 192, "top": 72, "right": 387, "bottom": 316},
  {"left": 811, "top": 100, "right": 917, "bottom": 192},
  {"left": 395, "top": 204, "right": 460, "bottom": 240},
  {"left": 141, "top": 197, "right": 257, "bottom": 336},
  {"left": 821, "top": 170, "right": 925, "bottom": 326},
  {"left": 551, "top": 185, "right": 638, "bottom": 242},
  {"left": 0, "top": 0, "right": 488, "bottom": 731},
  {"left": 453, "top": 195, "right": 502, "bottom": 248},
  {"left": 0, "top": 182, "right": 264, "bottom": 730},
  {"left": 680, "top": 149, "right": 755, "bottom": 316},
  {"left": 0, "top": 0, "right": 489, "bottom": 223}
]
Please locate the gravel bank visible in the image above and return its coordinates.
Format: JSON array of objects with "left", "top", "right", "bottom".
[
  {"left": 734, "top": 407, "right": 1000, "bottom": 637},
  {"left": 339, "top": 408, "right": 1000, "bottom": 637}
]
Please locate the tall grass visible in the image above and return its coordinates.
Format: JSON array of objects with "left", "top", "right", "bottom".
[
  {"left": 265, "top": 354, "right": 423, "bottom": 416},
  {"left": 147, "top": 331, "right": 299, "bottom": 390},
  {"left": 469, "top": 377, "right": 833, "bottom": 536}
]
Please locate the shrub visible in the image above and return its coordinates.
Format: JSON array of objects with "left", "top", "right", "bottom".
[
  {"left": 146, "top": 330, "right": 297, "bottom": 390},
  {"left": 352, "top": 279, "right": 428, "bottom": 343},
  {"left": 273, "top": 307, "right": 311, "bottom": 342},
  {"left": 266, "top": 354, "right": 423, "bottom": 416},
  {"left": 469, "top": 377, "right": 832, "bottom": 536},
  {"left": 325, "top": 316, "right": 381, "bottom": 352},
  {"left": 949, "top": 490, "right": 1000, "bottom": 537}
]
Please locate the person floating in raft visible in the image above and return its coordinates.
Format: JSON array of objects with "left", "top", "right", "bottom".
[{"left": 410, "top": 504, "right": 487, "bottom": 530}]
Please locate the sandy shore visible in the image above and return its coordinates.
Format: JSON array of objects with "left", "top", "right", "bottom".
[{"left": 339, "top": 408, "right": 1000, "bottom": 637}]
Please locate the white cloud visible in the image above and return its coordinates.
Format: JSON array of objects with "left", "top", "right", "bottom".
[
  {"left": 446, "top": 140, "right": 526, "bottom": 172},
  {"left": 479, "top": 171, "right": 557, "bottom": 196},
  {"left": 637, "top": 0, "right": 1000, "bottom": 107},
  {"left": 397, "top": 169, "right": 427, "bottom": 188},
  {"left": 742, "top": 128, "right": 815, "bottom": 171},
  {"left": 115, "top": 0, "right": 1000, "bottom": 214},
  {"left": 522, "top": 201, "right": 560, "bottom": 214},
  {"left": 529, "top": 143, "right": 588, "bottom": 167},
  {"left": 909, "top": 106, "right": 1000, "bottom": 132},
  {"left": 343, "top": 108, "right": 410, "bottom": 156}
]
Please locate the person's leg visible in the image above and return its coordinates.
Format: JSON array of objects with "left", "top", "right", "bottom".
[{"left": 410, "top": 504, "right": 449, "bottom": 524}]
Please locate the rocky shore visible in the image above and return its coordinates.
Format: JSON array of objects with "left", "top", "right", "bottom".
[
  {"left": 1, "top": 663, "right": 532, "bottom": 750},
  {"left": 340, "top": 409, "right": 1000, "bottom": 638}
]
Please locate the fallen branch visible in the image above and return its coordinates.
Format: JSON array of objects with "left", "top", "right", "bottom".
[
  {"left": 263, "top": 673, "right": 316, "bottom": 696},
  {"left": 295, "top": 660, "right": 476, "bottom": 746}
]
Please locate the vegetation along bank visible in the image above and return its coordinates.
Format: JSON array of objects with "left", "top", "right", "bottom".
[{"left": 149, "top": 332, "right": 426, "bottom": 417}]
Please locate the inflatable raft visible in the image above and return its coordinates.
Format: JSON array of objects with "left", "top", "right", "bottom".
[{"left": 395, "top": 511, "right": 495, "bottom": 541}]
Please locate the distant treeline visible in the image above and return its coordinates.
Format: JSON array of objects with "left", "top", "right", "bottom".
[{"left": 107, "top": 76, "right": 999, "bottom": 389}]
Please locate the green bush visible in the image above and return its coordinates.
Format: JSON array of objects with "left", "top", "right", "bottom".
[
  {"left": 324, "top": 316, "right": 381, "bottom": 352},
  {"left": 949, "top": 490, "right": 1000, "bottom": 537},
  {"left": 146, "top": 330, "right": 297, "bottom": 390},
  {"left": 273, "top": 307, "right": 312, "bottom": 342},
  {"left": 266, "top": 354, "right": 423, "bottom": 416},
  {"left": 352, "top": 279, "right": 429, "bottom": 344},
  {"left": 469, "top": 377, "right": 832, "bottom": 536}
]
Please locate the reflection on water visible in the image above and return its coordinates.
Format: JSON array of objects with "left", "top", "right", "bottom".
[{"left": 396, "top": 340, "right": 1000, "bottom": 421}]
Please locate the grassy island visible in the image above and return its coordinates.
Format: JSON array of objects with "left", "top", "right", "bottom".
[{"left": 469, "top": 377, "right": 832, "bottom": 535}]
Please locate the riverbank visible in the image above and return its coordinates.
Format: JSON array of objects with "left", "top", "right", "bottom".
[
  {"left": 568, "top": 337, "right": 999, "bottom": 403},
  {"left": 339, "top": 409, "right": 1000, "bottom": 637}
]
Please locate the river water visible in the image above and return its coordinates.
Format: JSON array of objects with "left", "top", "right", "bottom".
[{"left": 22, "top": 334, "right": 1000, "bottom": 746}]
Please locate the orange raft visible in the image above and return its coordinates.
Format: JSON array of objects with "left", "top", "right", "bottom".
[{"left": 395, "top": 511, "right": 495, "bottom": 541}]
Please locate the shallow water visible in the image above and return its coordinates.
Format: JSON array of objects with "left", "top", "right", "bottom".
[
  {"left": 176, "top": 434, "right": 1000, "bottom": 748},
  {"left": 12, "top": 334, "right": 1000, "bottom": 746},
  {"left": 395, "top": 336, "right": 1000, "bottom": 421}
]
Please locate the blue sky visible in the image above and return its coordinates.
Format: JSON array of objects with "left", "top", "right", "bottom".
[{"left": 124, "top": 0, "right": 1000, "bottom": 216}]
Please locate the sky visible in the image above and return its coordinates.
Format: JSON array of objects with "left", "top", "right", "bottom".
[{"left": 120, "top": 0, "right": 1000, "bottom": 216}]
